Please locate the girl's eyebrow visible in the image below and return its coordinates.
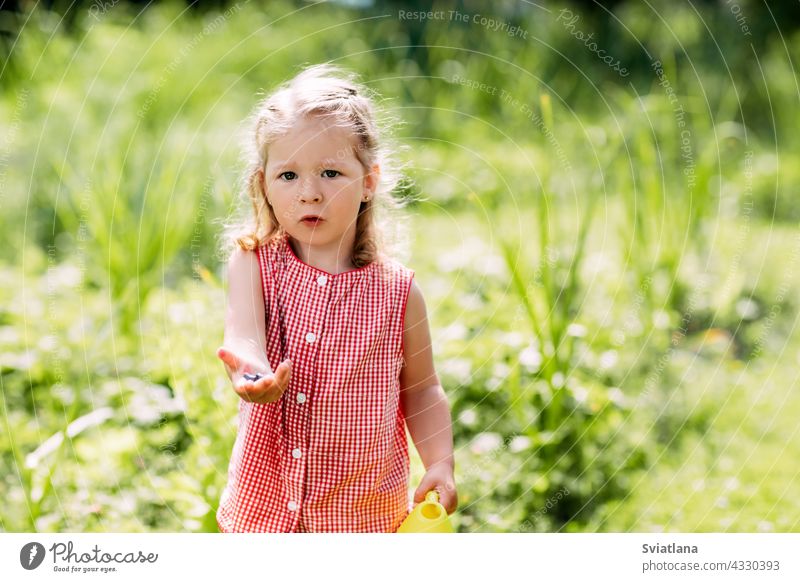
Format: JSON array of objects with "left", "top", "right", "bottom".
[{"left": 272, "top": 158, "right": 344, "bottom": 170}]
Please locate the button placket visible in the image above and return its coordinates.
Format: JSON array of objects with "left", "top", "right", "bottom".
[{"left": 288, "top": 270, "right": 331, "bottom": 521}]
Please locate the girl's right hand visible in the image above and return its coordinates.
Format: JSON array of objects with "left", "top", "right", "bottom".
[{"left": 216, "top": 346, "right": 292, "bottom": 404}]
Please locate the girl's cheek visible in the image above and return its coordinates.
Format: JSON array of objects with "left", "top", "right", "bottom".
[
  {"left": 327, "top": 184, "right": 354, "bottom": 198},
  {"left": 269, "top": 184, "right": 292, "bottom": 200}
]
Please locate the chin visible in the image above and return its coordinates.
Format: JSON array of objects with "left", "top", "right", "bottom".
[{"left": 289, "top": 229, "right": 331, "bottom": 245}]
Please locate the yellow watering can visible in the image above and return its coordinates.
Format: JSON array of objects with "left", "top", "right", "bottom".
[{"left": 396, "top": 490, "right": 454, "bottom": 533}]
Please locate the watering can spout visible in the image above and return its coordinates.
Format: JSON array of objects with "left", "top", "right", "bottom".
[{"left": 396, "top": 490, "right": 454, "bottom": 533}]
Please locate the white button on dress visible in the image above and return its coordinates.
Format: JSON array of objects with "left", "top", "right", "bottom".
[
  {"left": 317, "top": 275, "right": 328, "bottom": 286},
  {"left": 296, "top": 392, "right": 306, "bottom": 404},
  {"left": 292, "top": 448, "right": 302, "bottom": 459},
  {"left": 305, "top": 332, "right": 316, "bottom": 343},
  {"left": 287, "top": 500, "right": 298, "bottom": 511}
]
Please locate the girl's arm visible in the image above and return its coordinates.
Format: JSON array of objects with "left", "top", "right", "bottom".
[
  {"left": 217, "top": 248, "right": 292, "bottom": 404},
  {"left": 399, "top": 279, "right": 458, "bottom": 514},
  {"left": 221, "top": 249, "right": 267, "bottom": 362}
]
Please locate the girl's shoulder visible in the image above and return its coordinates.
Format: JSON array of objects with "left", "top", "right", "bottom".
[
  {"left": 260, "top": 231, "right": 289, "bottom": 252},
  {"left": 374, "top": 255, "right": 413, "bottom": 274},
  {"left": 251, "top": 231, "right": 290, "bottom": 263},
  {"left": 370, "top": 254, "right": 415, "bottom": 289}
]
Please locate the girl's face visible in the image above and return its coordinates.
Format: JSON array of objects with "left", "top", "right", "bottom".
[{"left": 261, "top": 114, "right": 378, "bottom": 252}]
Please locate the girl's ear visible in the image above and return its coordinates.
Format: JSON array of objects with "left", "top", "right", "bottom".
[
  {"left": 363, "top": 164, "right": 380, "bottom": 196},
  {"left": 257, "top": 168, "right": 270, "bottom": 202}
]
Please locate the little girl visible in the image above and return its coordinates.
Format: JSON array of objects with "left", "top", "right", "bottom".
[{"left": 214, "top": 64, "right": 457, "bottom": 533}]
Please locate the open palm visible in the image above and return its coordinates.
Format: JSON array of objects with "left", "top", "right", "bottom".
[{"left": 217, "top": 347, "right": 292, "bottom": 404}]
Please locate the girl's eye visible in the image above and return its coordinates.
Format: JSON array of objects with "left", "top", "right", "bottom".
[
  {"left": 322, "top": 169, "right": 340, "bottom": 178},
  {"left": 279, "top": 171, "right": 297, "bottom": 181}
]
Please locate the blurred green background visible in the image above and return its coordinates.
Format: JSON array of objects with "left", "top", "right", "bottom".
[{"left": 2, "top": 0, "right": 800, "bottom": 532}]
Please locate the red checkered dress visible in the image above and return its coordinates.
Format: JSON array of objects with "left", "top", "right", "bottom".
[{"left": 216, "top": 231, "right": 415, "bottom": 532}]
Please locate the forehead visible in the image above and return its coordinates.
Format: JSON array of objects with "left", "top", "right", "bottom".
[{"left": 267, "top": 115, "right": 359, "bottom": 165}]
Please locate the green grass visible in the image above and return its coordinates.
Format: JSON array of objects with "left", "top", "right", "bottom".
[{"left": 588, "top": 332, "right": 800, "bottom": 532}]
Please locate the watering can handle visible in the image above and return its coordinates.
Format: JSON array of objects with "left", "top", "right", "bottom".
[
  {"left": 425, "top": 490, "right": 441, "bottom": 504},
  {"left": 397, "top": 488, "right": 454, "bottom": 533}
]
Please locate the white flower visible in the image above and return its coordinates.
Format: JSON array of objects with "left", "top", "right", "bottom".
[
  {"left": 608, "top": 388, "right": 626, "bottom": 407},
  {"left": 599, "top": 350, "right": 618, "bottom": 369},
  {"left": 47, "top": 264, "right": 82, "bottom": 288},
  {"left": 168, "top": 302, "right": 192, "bottom": 325},
  {"left": 519, "top": 345, "right": 542, "bottom": 372},
  {"left": 458, "top": 409, "right": 477, "bottom": 426},
  {"left": 499, "top": 331, "right": 526, "bottom": 347},
  {"left": 492, "top": 362, "right": 510, "bottom": 378},
  {"left": 653, "top": 310, "right": 670, "bottom": 329},
  {"left": 509, "top": 435, "right": 530, "bottom": 453},
  {"left": 437, "top": 322, "right": 468, "bottom": 342},
  {"left": 486, "top": 377, "right": 502, "bottom": 392},
  {"left": 441, "top": 358, "right": 472, "bottom": 384},
  {"left": 570, "top": 385, "right": 588, "bottom": 404},
  {"left": 736, "top": 298, "right": 759, "bottom": 320},
  {"left": 723, "top": 477, "right": 740, "bottom": 492},
  {"left": 566, "top": 323, "right": 587, "bottom": 337},
  {"left": 470, "top": 432, "right": 502, "bottom": 454}
]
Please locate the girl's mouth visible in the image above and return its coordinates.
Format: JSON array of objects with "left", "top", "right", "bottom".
[{"left": 301, "top": 216, "right": 324, "bottom": 226}]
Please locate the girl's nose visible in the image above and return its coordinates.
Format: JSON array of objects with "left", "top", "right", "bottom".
[{"left": 298, "top": 179, "right": 323, "bottom": 204}]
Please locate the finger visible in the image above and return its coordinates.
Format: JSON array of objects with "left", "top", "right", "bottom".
[
  {"left": 217, "top": 347, "right": 241, "bottom": 372},
  {"left": 244, "top": 384, "right": 268, "bottom": 404},
  {"left": 216, "top": 348, "right": 232, "bottom": 375},
  {"left": 413, "top": 477, "right": 435, "bottom": 504},
  {"left": 275, "top": 360, "right": 292, "bottom": 388},
  {"left": 216, "top": 346, "right": 231, "bottom": 364},
  {"left": 248, "top": 376, "right": 283, "bottom": 403},
  {"left": 235, "top": 383, "right": 256, "bottom": 403},
  {"left": 252, "top": 374, "right": 277, "bottom": 393},
  {"left": 438, "top": 478, "right": 457, "bottom": 513},
  {"left": 235, "top": 376, "right": 264, "bottom": 397},
  {"left": 439, "top": 489, "right": 458, "bottom": 514}
]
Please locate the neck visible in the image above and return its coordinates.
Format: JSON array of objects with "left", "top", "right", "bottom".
[{"left": 289, "top": 232, "right": 357, "bottom": 275}]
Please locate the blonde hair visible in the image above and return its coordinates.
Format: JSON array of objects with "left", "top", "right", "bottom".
[{"left": 221, "top": 63, "right": 410, "bottom": 267}]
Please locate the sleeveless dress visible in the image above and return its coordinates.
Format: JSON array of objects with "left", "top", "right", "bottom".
[{"left": 216, "top": 231, "right": 415, "bottom": 533}]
